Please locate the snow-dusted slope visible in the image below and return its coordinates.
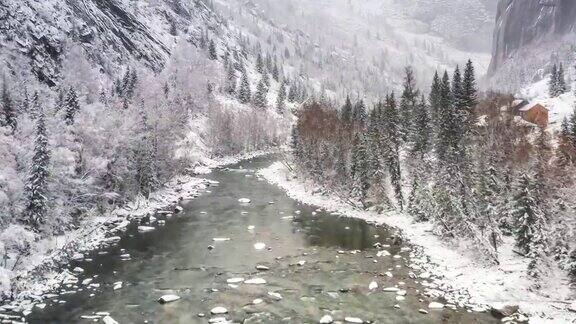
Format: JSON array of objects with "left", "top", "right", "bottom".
[
  {"left": 216, "top": 0, "right": 496, "bottom": 98},
  {"left": 0, "top": 0, "right": 221, "bottom": 85}
]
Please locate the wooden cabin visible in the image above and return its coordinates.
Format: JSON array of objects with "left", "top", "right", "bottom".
[{"left": 519, "top": 103, "right": 549, "bottom": 128}]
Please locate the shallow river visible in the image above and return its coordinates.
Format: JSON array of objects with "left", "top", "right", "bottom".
[{"left": 30, "top": 157, "right": 498, "bottom": 323}]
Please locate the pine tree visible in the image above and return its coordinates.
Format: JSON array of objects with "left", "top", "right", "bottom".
[
  {"left": 208, "top": 40, "right": 218, "bottom": 60},
  {"left": 351, "top": 133, "right": 370, "bottom": 207},
  {"left": 225, "top": 63, "right": 237, "bottom": 95},
  {"left": 23, "top": 105, "right": 50, "bottom": 231},
  {"left": 461, "top": 59, "right": 478, "bottom": 130},
  {"left": 549, "top": 64, "right": 559, "bottom": 97},
  {"left": 400, "top": 66, "right": 418, "bottom": 141},
  {"left": 558, "top": 63, "right": 568, "bottom": 94},
  {"left": 383, "top": 94, "right": 403, "bottom": 210},
  {"left": 272, "top": 62, "right": 280, "bottom": 81},
  {"left": 238, "top": 72, "right": 251, "bottom": 104},
  {"left": 352, "top": 99, "right": 367, "bottom": 126},
  {"left": 429, "top": 71, "right": 441, "bottom": 126},
  {"left": 1, "top": 79, "right": 17, "bottom": 133},
  {"left": 410, "top": 95, "right": 430, "bottom": 156},
  {"left": 276, "top": 82, "right": 286, "bottom": 113},
  {"left": 288, "top": 83, "right": 297, "bottom": 102},
  {"left": 512, "top": 173, "right": 546, "bottom": 255},
  {"left": 256, "top": 53, "right": 265, "bottom": 74},
  {"left": 65, "top": 87, "right": 80, "bottom": 126},
  {"left": 253, "top": 78, "right": 268, "bottom": 109},
  {"left": 341, "top": 95, "right": 353, "bottom": 123},
  {"left": 436, "top": 71, "right": 453, "bottom": 161}
]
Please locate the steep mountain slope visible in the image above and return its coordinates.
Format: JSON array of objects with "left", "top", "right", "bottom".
[
  {"left": 486, "top": 0, "right": 576, "bottom": 91},
  {"left": 0, "top": 0, "right": 221, "bottom": 85}
]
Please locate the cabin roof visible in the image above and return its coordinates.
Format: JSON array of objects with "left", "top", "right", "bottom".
[{"left": 519, "top": 102, "right": 547, "bottom": 112}]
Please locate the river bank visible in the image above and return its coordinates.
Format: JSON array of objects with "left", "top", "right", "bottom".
[
  {"left": 0, "top": 150, "right": 274, "bottom": 321},
  {"left": 259, "top": 161, "right": 576, "bottom": 324}
]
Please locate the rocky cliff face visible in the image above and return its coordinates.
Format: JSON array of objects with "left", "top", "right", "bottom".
[
  {"left": 489, "top": 0, "right": 576, "bottom": 74},
  {"left": 0, "top": 0, "right": 222, "bottom": 86}
]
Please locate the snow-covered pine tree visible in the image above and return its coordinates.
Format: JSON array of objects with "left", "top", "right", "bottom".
[
  {"left": 65, "top": 87, "right": 80, "bottom": 126},
  {"left": 276, "top": 82, "right": 286, "bottom": 114},
  {"left": 272, "top": 62, "right": 280, "bottom": 81},
  {"left": 341, "top": 95, "right": 353, "bottom": 123},
  {"left": 512, "top": 172, "right": 546, "bottom": 255},
  {"left": 558, "top": 63, "right": 569, "bottom": 95},
  {"left": 383, "top": 93, "right": 403, "bottom": 210},
  {"left": 549, "top": 64, "right": 559, "bottom": 97},
  {"left": 1, "top": 78, "right": 17, "bottom": 133},
  {"left": 429, "top": 71, "right": 441, "bottom": 126},
  {"left": 225, "top": 63, "right": 237, "bottom": 95},
  {"left": 23, "top": 105, "right": 50, "bottom": 231},
  {"left": 410, "top": 95, "right": 430, "bottom": 157},
  {"left": 436, "top": 71, "right": 453, "bottom": 161},
  {"left": 351, "top": 133, "right": 370, "bottom": 207},
  {"left": 288, "top": 83, "right": 297, "bottom": 103},
  {"left": 208, "top": 39, "right": 218, "bottom": 60},
  {"left": 400, "top": 66, "right": 418, "bottom": 142},
  {"left": 352, "top": 99, "right": 367, "bottom": 127},
  {"left": 253, "top": 78, "right": 268, "bottom": 109},
  {"left": 462, "top": 59, "right": 478, "bottom": 131},
  {"left": 238, "top": 72, "right": 251, "bottom": 104},
  {"left": 256, "top": 53, "right": 265, "bottom": 74}
]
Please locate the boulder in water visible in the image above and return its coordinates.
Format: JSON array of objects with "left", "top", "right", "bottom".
[
  {"left": 319, "top": 315, "right": 334, "bottom": 323},
  {"left": 158, "top": 295, "right": 181, "bottom": 304},
  {"left": 211, "top": 306, "right": 228, "bottom": 315}
]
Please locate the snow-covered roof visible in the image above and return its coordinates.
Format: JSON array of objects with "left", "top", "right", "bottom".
[
  {"left": 519, "top": 102, "right": 548, "bottom": 112},
  {"left": 512, "top": 99, "right": 526, "bottom": 107}
]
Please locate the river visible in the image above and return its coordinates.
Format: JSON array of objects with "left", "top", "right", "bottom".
[{"left": 29, "top": 157, "right": 499, "bottom": 323}]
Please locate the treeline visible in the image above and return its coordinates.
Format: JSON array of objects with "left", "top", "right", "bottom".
[{"left": 292, "top": 61, "right": 576, "bottom": 284}]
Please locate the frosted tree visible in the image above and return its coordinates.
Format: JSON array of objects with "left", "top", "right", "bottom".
[
  {"left": 23, "top": 106, "right": 50, "bottom": 231},
  {"left": 410, "top": 95, "right": 430, "bottom": 156},
  {"left": 238, "top": 72, "right": 251, "bottom": 104},
  {"left": 352, "top": 99, "right": 367, "bottom": 127},
  {"left": 461, "top": 59, "right": 478, "bottom": 130},
  {"left": 351, "top": 133, "right": 370, "bottom": 207},
  {"left": 253, "top": 78, "right": 268, "bottom": 109},
  {"left": 65, "top": 87, "right": 80, "bottom": 126},
  {"left": 513, "top": 172, "right": 546, "bottom": 255},
  {"left": 256, "top": 53, "right": 265, "bottom": 74},
  {"left": 224, "top": 64, "right": 237, "bottom": 95},
  {"left": 1, "top": 78, "right": 16, "bottom": 133},
  {"left": 208, "top": 40, "right": 218, "bottom": 60},
  {"left": 134, "top": 108, "right": 158, "bottom": 199},
  {"left": 341, "top": 95, "right": 353, "bottom": 123},
  {"left": 400, "top": 66, "right": 418, "bottom": 141},
  {"left": 276, "top": 82, "right": 286, "bottom": 113}
]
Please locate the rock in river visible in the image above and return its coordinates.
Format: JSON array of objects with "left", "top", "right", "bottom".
[
  {"left": 344, "top": 317, "right": 363, "bottom": 323},
  {"left": 138, "top": 226, "right": 155, "bottom": 233},
  {"left": 238, "top": 198, "right": 251, "bottom": 203},
  {"left": 211, "top": 306, "right": 228, "bottom": 315},
  {"left": 245, "top": 278, "right": 267, "bottom": 285},
  {"left": 428, "top": 302, "right": 444, "bottom": 309},
  {"left": 319, "top": 315, "right": 333, "bottom": 323},
  {"left": 158, "top": 295, "right": 181, "bottom": 304}
]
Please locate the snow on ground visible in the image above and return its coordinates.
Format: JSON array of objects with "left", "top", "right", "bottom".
[
  {"left": 0, "top": 150, "right": 274, "bottom": 319},
  {"left": 520, "top": 78, "right": 575, "bottom": 131},
  {"left": 259, "top": 161, "right": 576, "bottom": 324}
]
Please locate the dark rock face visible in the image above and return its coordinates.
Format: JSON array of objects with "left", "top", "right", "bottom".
[{"left": 489, "top": 0, "right": 576, "bottom": 73}]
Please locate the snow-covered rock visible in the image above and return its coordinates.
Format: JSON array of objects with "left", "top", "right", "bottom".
[
  {"left": 102, "top": 316, "right": 119, "bottom": 324},
  {"left": 210, "top": 306, "right": 228, "bottom": 315},
  {"left": 245, "top": 278, "right": 266, "bottom": 285},
  {"left": 158, "top": 295, "right": 181, "bottom": 304},
  {"left": 319, "top": 315, "right": 333, "bottom": 323},
  {"left": 238, "top": 198, "right": 251, "bottom": 204},
  {"left": 137, "top": 226, "right": 155, "bottom": 233}
]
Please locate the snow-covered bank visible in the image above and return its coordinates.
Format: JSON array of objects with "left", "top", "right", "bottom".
[
  {"left": 0, "top": 150, "right": 274, "bottom": 319},
  {"left": 259, "top": 161, "right": 576, "bottom": 324}
]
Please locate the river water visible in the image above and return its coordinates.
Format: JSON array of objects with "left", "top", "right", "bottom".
[{"left": 29, "top": 157, "right": 498, "bottom": 323}]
